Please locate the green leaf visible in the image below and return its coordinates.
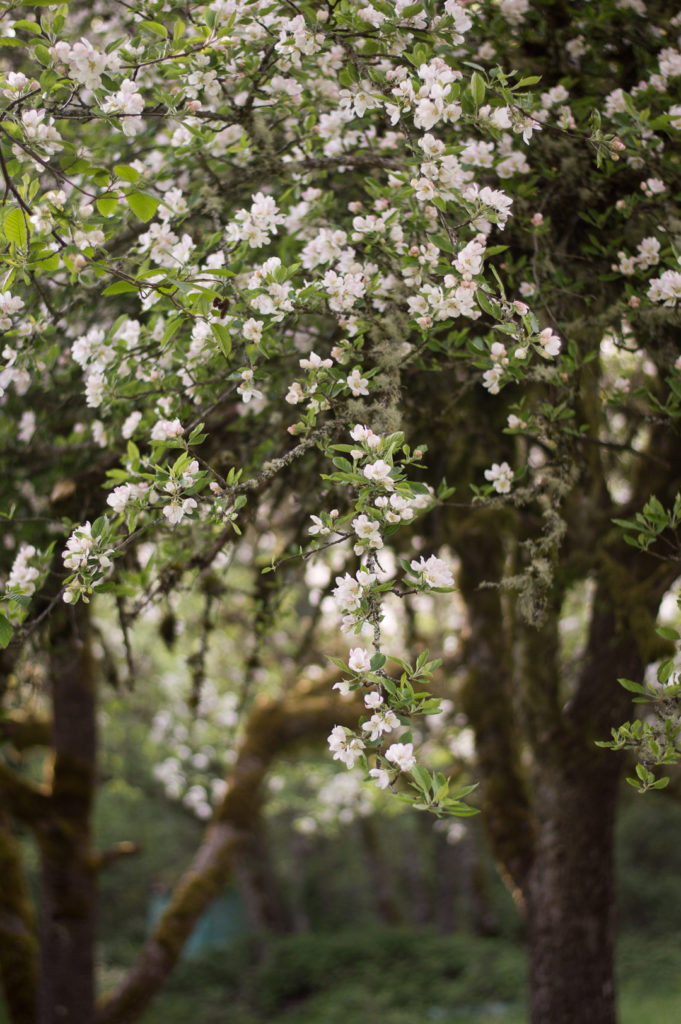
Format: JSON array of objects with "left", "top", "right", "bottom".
[
  {"left": 410, "top": 765, "right": 432, "bottom": 792},
  {"left": 4, "top": 208, "right": 28, "bottom": 246},
  {"left": 102, "top": 281, "right": 139, "bottom": 296},
  {"left": 370, "top": 653, "right": 386, "bottom": 671},
  {"left": 656, "top": 626, "right": 679, "bottom": 641},
  {"left": 211, "top": 323, "right": 232, "bottom": 357},
  {"left": 617, "top": 677, "right": 648, "bottom": 695},
  {"left": 476, "top": 290, "right": 498, "bottom": 319},
  {"left": 657, "top": 660, "right": 674, "bottom": 685},
  {"left": 163, "top": 317, "right": 183, "bottom": 345},
  {"left": 400, "top": 3, "right": 424, "bottom": 19},
  {"left": 96, "top": 194, "right": 119, "bottom": 217},
  {"left": 30, "top": 252, "right": 60, "bottom": 272},
  {"left": 91, "top": 516, "right": 106, "bottom": 539},
  {"left": 0, "top": 614, "right": 13, "bottom": 650},
  {"left": 114, "top": 164, "right": 141, "bottom": 183},
  {"left": 470, "top": 72, "right": 485, "bottom": 107},
  {"left": 34, "top": 42, "right": 51, "bottom": 63},
  {"left": 126, "top": 192, "right": 159, "bottom": 222},
  {"left": 14, "top": 19, "right": 42, "bottom": 32},
  {"left": 140, "top": 20, "right": 168, "bottom": 37}
]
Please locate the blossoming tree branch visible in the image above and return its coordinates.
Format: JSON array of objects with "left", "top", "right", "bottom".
[{"left": 1, "top": 0, "right": 681, "bottom": 1022}]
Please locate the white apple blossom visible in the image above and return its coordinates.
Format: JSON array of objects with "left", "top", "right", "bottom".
[
  {"left": 6, "top": 544, "right": 40, "bottom": 596},
  {"left": 162, "top": 497, "right": 198, "bottom": 526},
  {"left": 484, "top": 461, "right": 514, "bottom": 493},
  {"left": 363, "top": 460, "right": 394, "bottom": 488},
  {"left": 327, "top": 725, "right": 365, "bottom": 768},
  {"left": 349, "top": 648, "right": 372, "bottom": 673},
  {"left": 409, "top": 555, "right": 454, "bottom": 589},
  {"left": 236, "top": 369, "right": 264, "bottom": 403},
  {"left": 352, "top": 514, "right": 382, "bottom": 548},
  {"left": 151, "top": 418, "right": 183, "bottom": 441},
  {"left": 362, "top": 708, "right": 400, "bottom": 741},
  {"left": 538, "top": 327, "right": 562, "bottom": 357},
  {"left": 385, "top": 742, "right": 416, "bottom": 772},
  {"left": 369, "top": 768, "right": 391, "bottom": 789}
]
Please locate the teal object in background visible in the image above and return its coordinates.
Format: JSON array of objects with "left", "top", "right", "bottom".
[{"left": 147, "top": 886, "right": 250, "bottom": 958}]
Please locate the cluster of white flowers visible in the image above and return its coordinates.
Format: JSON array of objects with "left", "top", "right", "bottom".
[
  {"left": 137, "top": 222, "right": 196, "bottom": 269},
  {"left": 162, "top": 492, "right": 198, "bottom": 526},
  {"left": 484, "top": 461, "right": 514, "bottom": 494},
  {"left": 385, "top": 742, "right": 417, "bottom": 773},
  {"left": 362, "top": 707, "right": 400, "bottom": 742},
  {"left": 333, "top": 567, "right": 377, "bottom": 624},
  {"left": 615, "top": 236, "right": 662, "bottom": 276},
  {"left": 647, "top": 267, "right": 681, "bottom": 305},
  {"left": 409, "top": 555, "right": 455, "bottom": 589},
  {"left": 0, "top": 71, "right": 38, "bottom": 99},
  {"left": 62, "top": 523, "right": 114, "bottom": 603},
  {"left": 6, "top": 544, "right": 40, "bottom": 596},
  {"left": 150, "top": 418, "right": 183, "bottom": 442},
  {"left": 327, "top": 725, "right": 365, "bottom": 768},
  {"left": 51, "top": 38, "right": 121, "bottom": 90},
  {"left": 321, "top": 269, "right": 366, "bottom": 312},
  {"left": 106, "top": 482, "right": 153, "bottom": 515},
  {"left": 387, "top": 58, "right": 465, "bottom": 133},
  {"left": 161, "top": 459, "right": 201, "bottom": 527},
  {"left": 0, "top": 291, "right": 24, "bottom": 331},
  {"left": 101, "top": 80, "right": 145, "bottom": 136},
  {"left": 236, "top": 368, "right": 264, "bottom": 404},
  {"left": 227, "top": 191, "right": 284, "bottom": 249}
]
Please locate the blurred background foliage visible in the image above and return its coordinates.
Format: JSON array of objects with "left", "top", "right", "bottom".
[
  {"left": 5, "top": 580, "right": 681, "bottom": 1023},
  {"left": 9, "top": 692, "right": 681, "bottom": 1023}
]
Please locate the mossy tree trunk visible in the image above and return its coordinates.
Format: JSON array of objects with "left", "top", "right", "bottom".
[
  {"left": 521, "top": 586, "right": 634, "bottom": 1024},
  {"left": 37, "top": 602, "right": 97, "bottom": 1024},
  {"left": 0, "top": 810, "right": 39, "bottom": 1024}
]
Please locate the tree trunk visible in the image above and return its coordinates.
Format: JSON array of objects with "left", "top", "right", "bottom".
[
  {"left": 522, "top": 567, "right": 665, "bottom": 1024},
  {"left": 357, "top": 816, "right": 404, "bottom": 926},
  {"left": 525, "top": 748, "right": 620, "bottom": 1024},
  {"left": 233, "top": 821, "right": 292, "bottom": 934},
  {"left": 37, "top": 604, "right": 97, "bottom": 1024},
  {"left": 0, "top": 810, "right": 39, "bottom": 1024}
]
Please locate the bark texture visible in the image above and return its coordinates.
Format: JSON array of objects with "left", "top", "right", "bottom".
[{"left": 37, "top": 603, "right": 97, "bottom": 1024}]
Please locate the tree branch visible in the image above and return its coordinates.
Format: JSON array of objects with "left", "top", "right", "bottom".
[{"left": 96, "top": 681, "right": 360, "bottom": 1024}]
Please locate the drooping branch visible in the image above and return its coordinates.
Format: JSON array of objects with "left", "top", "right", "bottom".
[
  {"left": 0, "top": 715, "right": 51, "bottom": 751},
  {"left": 0, "top": 759, "right": 50, "bottom": 824},
  {"left": 88, "top": 841, "right": 141, "bottom": 871},
  {"left": 96, "top": 681, "right": 360, "bottom": 1024}
]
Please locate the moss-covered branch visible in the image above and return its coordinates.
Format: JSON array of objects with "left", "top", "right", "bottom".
[
  {"left": 0, "top": 714, "right": 51, "bottom": 751},
  {"left": 0, "top": 758, "right": 50, "bottom": 823},
  {"left": 96, "top": 681, "right": 360, "bottom": 1024}
]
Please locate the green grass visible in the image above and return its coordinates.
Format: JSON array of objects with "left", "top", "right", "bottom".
[
  {"left": 130, "top": 929, "right": 681, "bottom": 1024},
  {"left": 2, "top": 930, "right": 679, "bottom": 1024}
]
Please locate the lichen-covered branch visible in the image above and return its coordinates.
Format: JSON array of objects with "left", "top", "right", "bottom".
[
  {"left": 96, "top": 682, "right": 359, "bottom": 1024},
  {"left": 0, "top": 715, "right": 51, "bottom": 751}
]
